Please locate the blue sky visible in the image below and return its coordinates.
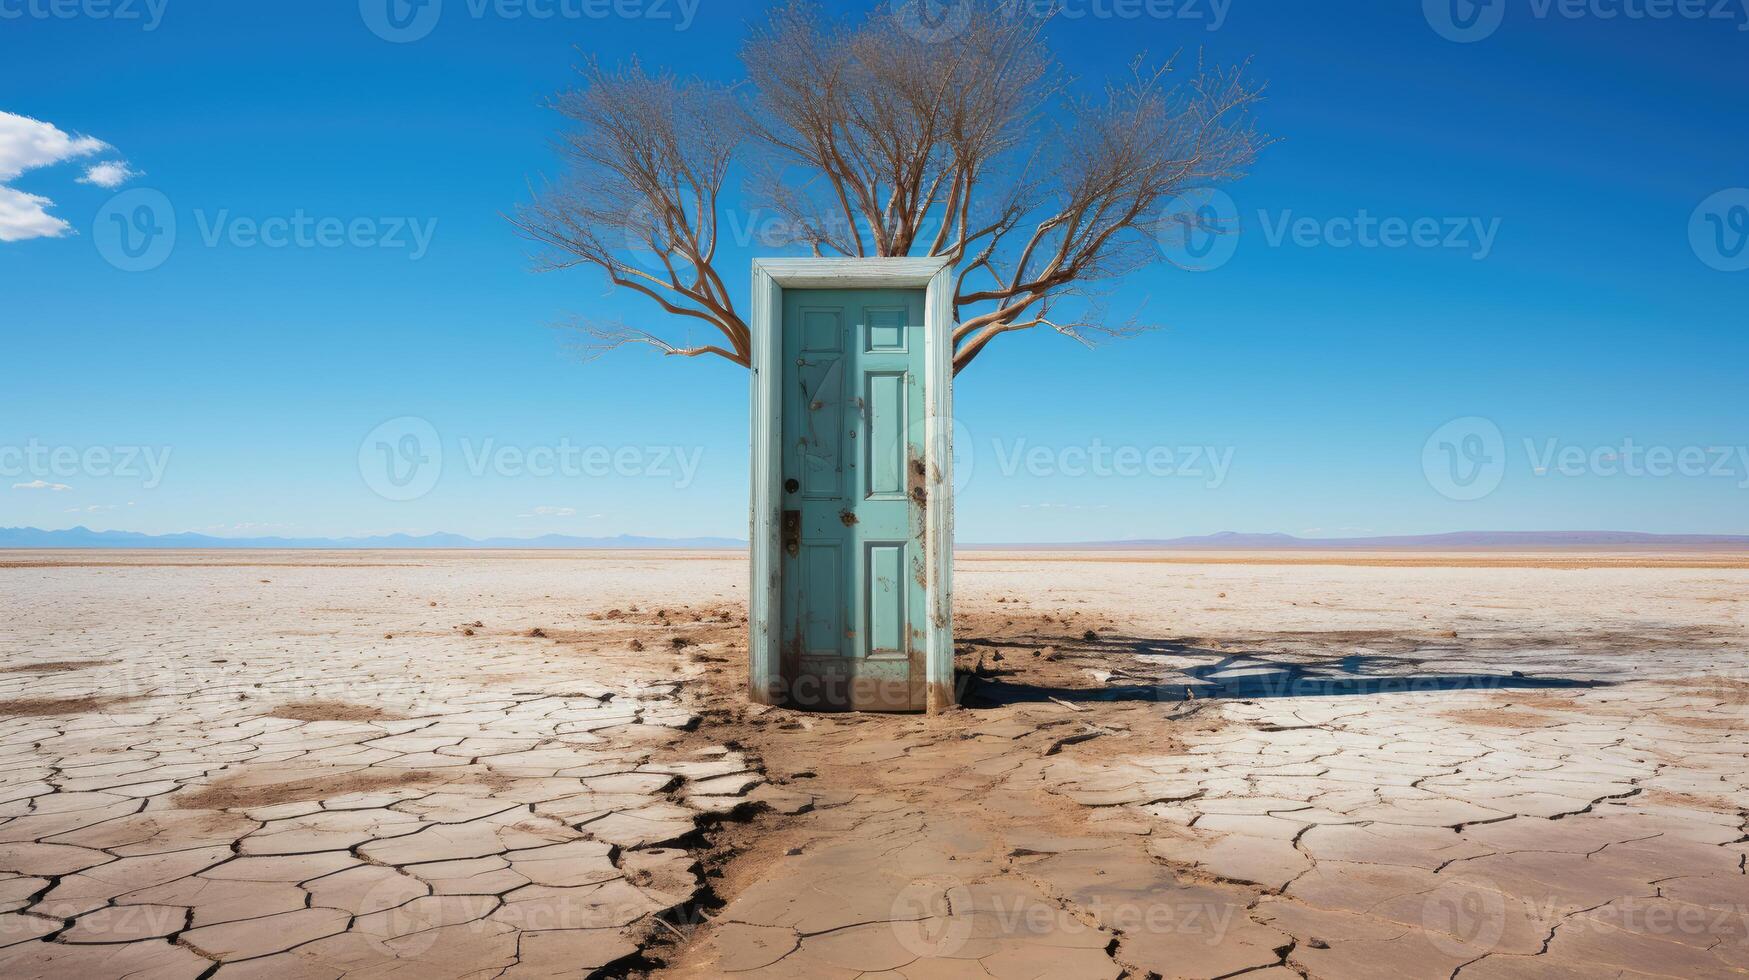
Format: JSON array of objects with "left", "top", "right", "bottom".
[{"left": 2, "top": 0, "right": 1746, "bottom": 542}]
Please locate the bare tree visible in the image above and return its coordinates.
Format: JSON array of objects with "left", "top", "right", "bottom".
[{"left": 514, "top": 0, "right": 1266, "bottom": 373}]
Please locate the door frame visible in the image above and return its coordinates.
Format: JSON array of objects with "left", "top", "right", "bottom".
[{"left": 748, "top": 257, "right": 956, "bottom": 713}]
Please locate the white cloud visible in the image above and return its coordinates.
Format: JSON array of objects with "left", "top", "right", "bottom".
[
  {"left": 0, "top": 186, "right": 71, "bottom": 242},
  {"left": 78, "top": 160, "right": 140, "bottom": 189},
  {"left": 519, "top": 506, "right": 577, "bottom": 518},
  {"left": 0, "top": 112, "right": 108, "bottom": 181},
  {"left": 0, "top": 111, "right": 127, "bottom": 242},
  {"left": 13, "top": 480, "right": 72, "bottom": 491}
]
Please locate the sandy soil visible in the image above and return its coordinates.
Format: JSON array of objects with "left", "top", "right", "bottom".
[{"left": 0, "top": 550, "right": 1744, "bottom": 979}]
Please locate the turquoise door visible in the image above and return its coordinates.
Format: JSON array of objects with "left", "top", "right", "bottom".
[{"left": 780, "top": 288, "right": 928, "bottom": 711}]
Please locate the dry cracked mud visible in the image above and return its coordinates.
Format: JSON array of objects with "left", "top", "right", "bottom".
[{"left": 1, "top": 549, "right": 1746, "bottom": 979}]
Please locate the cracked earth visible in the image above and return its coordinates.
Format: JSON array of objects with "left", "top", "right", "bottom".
[{"left": 1, "top": 551, "right": 1745, "bottom": 979}]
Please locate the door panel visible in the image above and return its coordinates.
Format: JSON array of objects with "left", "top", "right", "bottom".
[
  {"left": 865, "top": 541, "right": 906, "bottom": 655},
  {"left": 796, "top": 315, "right": 844, "bottom": 499},
  {"left": 864, "top": 306, "right": 909, "bottom": 352},
  {"left": 780, "top": 287, "right": 927, "bottom": 710},
  {"left": 799, "top": 542, "right": 841, "bottom": 656},
  {"left": 864, "top": 372, "right": 908, "bottom": 498}
]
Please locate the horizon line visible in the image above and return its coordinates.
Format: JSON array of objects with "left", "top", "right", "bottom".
[{"left": 6, "top": 526, "right": 1749, "bottom": 552}]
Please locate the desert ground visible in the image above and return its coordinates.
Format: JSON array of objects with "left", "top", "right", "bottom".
[{"left": 0, "top": 549, "right": 1745, "bottom": 979}]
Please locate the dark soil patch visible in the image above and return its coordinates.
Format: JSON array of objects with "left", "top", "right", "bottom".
[
  {"left": 1444, "top": 708, "right": 1556, "bottom": 729},
  {"left": 0, "top": 660, "right": 117, "bottom": 674},
  {"left": 1662, "top": 714, "right": 1742, "bottom": 731},
  {"left": 174, "top": 768, "right": 444, "bottom": 810},
  {"left": 1653, "top": 676, "right": 1749, "bottom": 704},
  {"left": 0, "top": 695, "right": 142, "bottom": 717},
  {"left": 1492, "top": 692, "right": 1588, "bottom": 713},
  {"left": 1641, "top": 790, "right": 1745, "bottom": 814},
  {"left": 549, "top": 604, "right": 746, "bottom": 664},
  {"left": 264, "top": 700, "right": 410, "bottom": 722}
]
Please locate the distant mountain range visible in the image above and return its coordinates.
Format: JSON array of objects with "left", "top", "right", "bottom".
[
  {"left": 4, "top": 526, "right": 1747, "bottom": 551},
  {"left": 971, "top": 530, "right": 1749, "bottom": 551}
]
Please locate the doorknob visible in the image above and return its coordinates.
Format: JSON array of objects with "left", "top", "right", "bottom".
[{"left": 782, "top": 509, "right": 801, "bottom": 557}]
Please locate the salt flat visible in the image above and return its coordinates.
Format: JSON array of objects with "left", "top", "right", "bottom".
[{"left": 0, "top": 551, "right": 1744, "bottom": 979}]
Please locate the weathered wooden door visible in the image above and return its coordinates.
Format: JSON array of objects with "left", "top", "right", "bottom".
[{"left": 779, "top": 287, "right": 928, "bottom": 711}]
